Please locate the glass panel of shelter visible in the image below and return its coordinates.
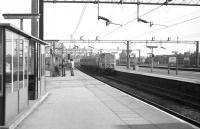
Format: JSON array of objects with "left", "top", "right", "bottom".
[
  {"left": 5, "top": 30, "right": 13, "bottom": 93},
  {"left": 3, "top": 28, "right": 45, "bottom": 99},
  {"left": 0, "top": 29, "right": 3, "bottom": 96},
  {"left": 29, "top": 41, "right": 35, "bottom": 75},
  {"left": 40, "top": 45, "right": 46, "bottom": 94},
  {"left": 28, "top": 41, "right": 45, "bottom": 98},
  {"left": 24, "top": 39, "right": 29, "bottom": 88},
  {"left": 28, "top": 41, "right": 37, "bottom": 99},
  {"left": 5, "top": 29, "right": 29, "bottom": 94},
  {"left": 37, "top": 44, "right": 46, "bottom": 95}
]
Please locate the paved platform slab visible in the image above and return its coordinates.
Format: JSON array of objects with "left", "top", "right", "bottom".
[{"left": 16, "top": 70, "right": 199, "bottom": 129}]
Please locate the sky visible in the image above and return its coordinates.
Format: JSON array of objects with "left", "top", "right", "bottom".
[{"left": 0, "top": 0, "right": 200, "bottom": 56}]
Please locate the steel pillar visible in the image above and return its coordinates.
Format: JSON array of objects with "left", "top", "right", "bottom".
[
  {"left": 32, "top": 0, "right": 38, "bottom": 37},
  {"left": 196, "top": 41, "right": 199, "bottom": 67},
  {"left": 20, "top": 19, "right": 23, "bottom": 30},
  {"left": 138, "top": 49, "right": 141, "bottom": 64},
  {"left": 39, "top": 0, "right": 44, "bottom": 40},
  {"left": 126, "top": 41, "right": 130, "bottom": 69}
]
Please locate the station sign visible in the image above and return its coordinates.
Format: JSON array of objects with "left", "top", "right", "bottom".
[
  {"left": 169, "top": 57, "right": 176, "bottom": 63},
  {"left": 3, "top": 13, "right": 40, "bottom": 19}
]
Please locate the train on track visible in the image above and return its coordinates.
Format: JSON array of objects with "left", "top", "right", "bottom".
[{"left": 80, "top": 53, "right": 116, "bottom": 74}]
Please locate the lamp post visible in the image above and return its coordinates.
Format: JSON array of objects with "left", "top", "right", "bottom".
[
  {"left": 99, "top": 49, "right": 103, "bottom": 54},
  {"left": 147, "top": 46, "right": 157, "bottom": 72},
  {"left": 51, "top": 42, "right": 55, "bottom": 76},
  {"left": 172, "top": 51, "right": 178, "bottom": 75},
  {"left": 88, "top": 45, "right": 94, "bottom": 56},
  {"left": 132, "top": 49, "right": 141, "bottom": 64},
  {"left": 123, "top": 41, "right": 132, "bottom": 69},
  {"left": 126, "top": 41, "right": 130, "bottom": 69},
  {"left": 73, "top": 45, "right": 79, "bottom": 58},
  {"left": 196, "top": 41, "right": 199, "bottom": 67},
  {"left": 61, "top": 43, "right": 65, "bottom": 77}
]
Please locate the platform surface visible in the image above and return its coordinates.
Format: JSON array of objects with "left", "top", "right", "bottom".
[{"left": 16, "top": 70, "right": 199, "bottom": 129}]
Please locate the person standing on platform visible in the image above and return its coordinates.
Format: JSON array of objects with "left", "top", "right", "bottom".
[
  {"left": 70, "top": 59, "right": 74, "bottom": 76},
  {"left": 62, "top": 59, "right": 65, "bottom": 77}
]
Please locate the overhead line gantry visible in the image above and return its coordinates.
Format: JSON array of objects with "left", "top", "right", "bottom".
[
  {"left": 45, "top": 39, "right": 198, "bottom": 44},
  {"left": 39, "top": 0, "right": 200, "bottom": 40},
  {"left": 45, "top": 39, "right": 199, "bottom": 68},
  {"left": 43, "top": 0, "right": 200, "bottom": 6}
]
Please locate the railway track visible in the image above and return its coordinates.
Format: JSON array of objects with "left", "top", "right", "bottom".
[
  {"left": 79, "top": 69, "right": 200, "bottom": 128},
  {"left": 109, "top": 72, "right": 200, "bottom": 109},
  {"left": 102, "top": 75, "right": 200, "bottom": 127}
]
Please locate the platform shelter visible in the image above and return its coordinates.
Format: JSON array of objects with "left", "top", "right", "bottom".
[{"left": 0, "top": 23, "right": 47, "bottom": 125}]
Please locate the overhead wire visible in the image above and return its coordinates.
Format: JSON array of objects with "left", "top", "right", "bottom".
[
  {"left": 129, "top": 8, "right": 200, "bottom": 39},
  {"left": 131, "top": 15, "right": 200, "bottom": 39},
  {"left": 99, "top": 3, "right": 200, "bottom": 39},
  {"left": 86, "top": 3, "right": 126, "bottom": 39},
  {"left": 82, "top": 3, "right": 105, "bottom": 39},
  {"left": 72, "top": 3, "right": 87, "bottom": 37},
  {"left": 99, "top": 4, "right": 163, "bottom": 39},
  {"left": 159, "top": 8, "right": 200, "bottom": 25},
  {"left": 179, "top": 32, "right": 200, "bottom": 38}
]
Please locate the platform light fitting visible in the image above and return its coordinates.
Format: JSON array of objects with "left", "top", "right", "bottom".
[
  {"left": 98, "top": 16, "right": 122, "bottom": 26},
  {"left": 98, "top": 16, "right": 111, "bottom": 26},
  {"left": 80, "top": 36, "right": 84, "bottom": 40}
]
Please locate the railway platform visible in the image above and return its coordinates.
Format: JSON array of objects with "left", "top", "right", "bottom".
[
  {"left": 15, "top": 70, "right": 199, "bottom": 129},
  {"left": 115, "top": 66, "right": 200, "bottom": 84}
]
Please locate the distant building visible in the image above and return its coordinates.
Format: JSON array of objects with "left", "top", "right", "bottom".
[
  {"left": 144, "top": 52, "right": 200, "bottom": 68},
  {"left": 118, "top": 50, "right": 139, "bottom": 66}
]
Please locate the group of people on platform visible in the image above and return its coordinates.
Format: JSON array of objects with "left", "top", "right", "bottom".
[{"left": 54, "top": 59, "right": 74, "bottom": 77}]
